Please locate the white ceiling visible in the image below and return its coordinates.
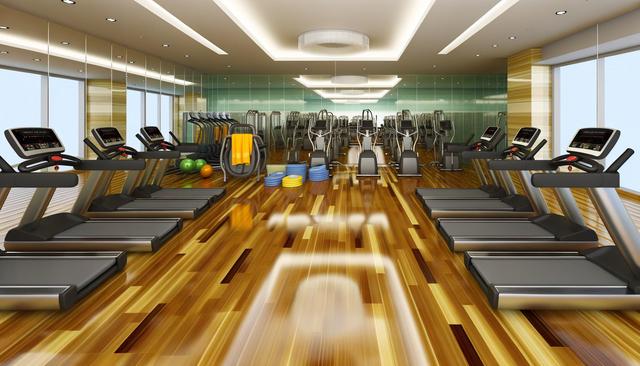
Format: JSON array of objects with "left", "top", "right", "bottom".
[{"left": 1, "top": 0, "right": 639, "bottom": 74}]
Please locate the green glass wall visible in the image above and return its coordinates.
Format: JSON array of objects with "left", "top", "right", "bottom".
[{"left": 203, "top": 74, "right": 506, "bottom": 144}]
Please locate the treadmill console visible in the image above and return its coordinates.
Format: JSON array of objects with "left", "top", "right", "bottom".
[
  {"left": 512, "top": 127, "right": 540, "bottom": 148},
  {"left": 141, "top": 126, "right": 164, "bottom": 143},
  {"left": 438, "top": 120, "right": 452, "bottom": 131},
  {"left": 480, "top": 127, "right": 500, "bottom": 141},
  {"left": 5, "top": 128, "right": 65, "bottom": 158},
  {"left": 401, "top": 120, "right": 414, "bottom": 130},
  {"left": 314, "top": 120, "right": 327, "bottom": 131},
  {"left": 361, "top": 120, "right": 375, "bottom": 130},
  {"left": 92, "top": 127, "right": 125, "bottom": 148},
  {"left": 567, "top": 128, "right": 619, "bottom": 159}
]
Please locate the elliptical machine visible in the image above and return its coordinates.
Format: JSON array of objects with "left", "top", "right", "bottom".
[
  {"left": 394, "top": 110, "right": 421, "bottom": 177},
  {"left": 357, "top": 109, "right": 379, "bottom": 177},
  {"left": 308, "top": 109, "right": 332, "bottom": 169}
]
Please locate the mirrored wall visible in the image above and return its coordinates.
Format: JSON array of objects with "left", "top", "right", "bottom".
[
  {"left": 0, "top": 4, "right": 205, "bottom": 162},
  {"left": 203, "top": 74, "right": 507, "bottom": 145}
]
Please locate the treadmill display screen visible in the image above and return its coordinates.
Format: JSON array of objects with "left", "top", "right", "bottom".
[
  {"left": 8, "top": 128, "right": 64, "bottom": 157},
  {"left": 480, "top": 127, "right": 498, "bottom": 141},
  {"left": 438, "top": 120, "right": 452, "bottom": 130},
  {"left": 142, "top": 126, "right": 164, "bottom": 142},
  {"left": 512, "top": 127, "right": 539, "bottom": 147},
  {"left": 361, "top": 120, "right": 374, "bottom": 130},
  {"left": 315, "top": 120, "right": 327, "bottom": 130},
  {"left": 401, "top": 120, "right": 414, "bottom": 130},
  {"left": 94, "top": 127, "right": 124, "bottom": 148},
  {"left": 567, "top": 128, "right": 618, "bottom": 158}
]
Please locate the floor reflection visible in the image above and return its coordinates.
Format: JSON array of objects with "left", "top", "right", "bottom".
[{"left": 223, "top": 254, "right": 429, "bottom": 366}]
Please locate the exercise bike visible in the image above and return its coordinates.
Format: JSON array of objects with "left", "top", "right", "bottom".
[{"left": 357, "top": 109, "right": 380, "bottom": 177}]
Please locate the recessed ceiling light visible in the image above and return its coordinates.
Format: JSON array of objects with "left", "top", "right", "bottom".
[
  {"left": 432, "top": 64, "right": 437, "bottom": 68},
  {"left": 0, "top": 51, "right": 8, "bottom": 55},
  {"left": 133, "top": 0, "right": 227, "bottom": 55},
  {"left": 304, "top": 67, "right": 308, "bottom": 71},
  {"left": 0, "top": 26, "right": 9, "bottom": 30},
  {"left": 129, "top": 60, "right": 135, "bottom": 64},
  {"left": 439, "top": 0, "right": 520, "bottom": 54},
  {"left": 33, "top": 58, "right": 41, "bottom": 62},
  {"left": 61, "top": 0, "right": 76, "bottom": 4},
  {"left": 555, "top": 10, "right": 567, "bottom": 15},
  {"left": 162, "top": 43, "right": 170, "bottom": 47},
  {"left": 79, "top": 69, "right": 84, "bottom": 73},
  {"left": 362, "top": 67, "right": 367, "bottom": 71},
  {"left": 105, "top": 17, "right": 117, "bottom": 22},
  {"left": 226, "top": 65, "right": 231, "bottom": 68},
  {"left": 60, "top": 41, "right": 71, "bottom": 45},
  {"left": 508, "top": 35, "right": 517, "bottom": 40},
  {"left": 475, "top": 54, "right": 480, "bottom": 57},
  {"left": 492, "top": 44, "right": 498, "bottom": 48},
  {"left": 116, "top": 55, "right": 122, "bottom": 59}
]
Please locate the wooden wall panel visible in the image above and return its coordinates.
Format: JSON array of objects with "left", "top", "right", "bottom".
[
  {"left": 507, "top": 49, "right": 553, "bottom": 159},
  {"left": 85, "top": 80, "right": 126, "bottom": 158}
]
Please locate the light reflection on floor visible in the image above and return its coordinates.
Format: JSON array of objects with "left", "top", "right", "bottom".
[{"left": 223, "top": 254, "right": 429, "bottom": 366}]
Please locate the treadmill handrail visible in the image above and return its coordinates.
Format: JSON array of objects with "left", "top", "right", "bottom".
[
  {"left": 78, "top": 160, "right": 145, "bottom": 171},
  {"left": 488, "top": 160, "right": 554, "bottom": 171},
  {"left": 461, "top": 151, "right": 502, "bottom": 161},
  {"left": 135, "top": 151, "right": 181, "bottom": 159},
  {"left": 0, "top": 173, "right": 78, "bottom": 188},
  {"left": 532, "top": 173, "right": 620, "bottom": 188}
]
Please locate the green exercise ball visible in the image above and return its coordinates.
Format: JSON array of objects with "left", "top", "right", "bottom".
[
  {"left": 195, "top": 159, "right": 207, "bottom": 170},
  {"left": 179, "top": 158, "right": 196, "bottom": 173}
]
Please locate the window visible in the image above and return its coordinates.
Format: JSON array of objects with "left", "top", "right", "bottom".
[
  {"left": 604, "top": 49, "right": 640, "bottom": 192},
  {"left": 160, "top": 94, "right": 173, "bottom": 137},
  {"left": 555, "top": 60, "right": 597, "bottom": 154},
  {"left": 49, "top": 76, "right": 83, "bottom": 158},
  {"left": 127, "top": 89, "right": 144, "bottom": 149},
  {"left": 0, "top": 68, "right": 43, "bottom": 165},
  {"left": 145, "top": 92, "right": 159, "bottom": 127}
]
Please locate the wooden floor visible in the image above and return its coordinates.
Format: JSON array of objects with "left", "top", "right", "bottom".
[{"left": 0, "top": 148, "right": 639, "bottom": 365}]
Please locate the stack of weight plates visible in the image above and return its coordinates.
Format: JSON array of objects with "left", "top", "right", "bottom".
[
  {"left": 264, "top": 172, "right": 285, "bottom": 187},
  {"left": 282, "top": 175, "right": 304, "bottom": 188},
  {"left": 286, "top": 164, "right": 307, "bottom": 182},
  {"left": 308, "top": 165, "right": 330, "bottom": 182}
]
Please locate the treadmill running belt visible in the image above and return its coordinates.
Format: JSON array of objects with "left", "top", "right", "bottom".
[
  {"left": 439, "top": 221, "right": 555, "bottom": 238},
  {"left": 116, "top": 199, "right": 209, "bottom": 211},
  {"left": 56, "top": 221, "right": 178, "bottom": 239},
  {"left": 471, "top": 258, "right": 628, "bottom": 288},
  {"left": 426, "top": 199, "right": 517, "bottom": 212},
  {"left": 0, "top": 258, "right": 117, "bottom": 289},
  {"left": 416, "top": 188, "right": 491, "bottom": 199}
]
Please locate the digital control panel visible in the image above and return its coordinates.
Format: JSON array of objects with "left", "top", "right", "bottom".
[
  {"left": 141, "top": 126, "right": 164, "bottom": 142},
  {"left": 5, "top": 128, "right": 65, "bottom": 158},
  {"left": 567, "top": 128, "right": 619, "bottom": 158},
  {"left": 93, "top": 127, "right": 125, "bottom": 148},
  {"left": 512, "top": 127, "right": 540, "bottom": 147},
  {"left": 480, "top": 127, "right": 500, "bottom": 141}
]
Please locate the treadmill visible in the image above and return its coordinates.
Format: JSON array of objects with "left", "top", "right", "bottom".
[
  {"left": 438, "top": 128, "right": 613, "bottom": 252},
  {"left": 3, "top": 128, "right": 182, "bottom": 252},
  {"left": 420, "top": 128, "right": 547, "bottom": 219},
  {"left": 0, "top": 153, "right": 125, "bottom": 310},
  {"left": 416, "top": 127, "right": 539, "bottom": 200},
  {"left": 81, "top": 127, "right": 210, "bottom": 219},
  {"left": 134, "top": 126, "right": 225, "bottom": 203},
  {"left": 465, "top": 128, "right": 640, "bottom": 309}
]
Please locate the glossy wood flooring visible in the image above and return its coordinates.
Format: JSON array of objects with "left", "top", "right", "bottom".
[{"left": 0, "top": 150, "right": 639, "bottom": 365}]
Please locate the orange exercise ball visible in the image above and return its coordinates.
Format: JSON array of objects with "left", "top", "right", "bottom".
[{"left": 200, "top": 164, "right": 214, "bottom": 178}]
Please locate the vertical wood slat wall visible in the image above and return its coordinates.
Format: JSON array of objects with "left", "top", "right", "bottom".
[
  {"left": 507, "top": 49, "right": 553, "bottom": 159},
  {"left": 85, "top": 80, "right": 126, "bottom": 158}
]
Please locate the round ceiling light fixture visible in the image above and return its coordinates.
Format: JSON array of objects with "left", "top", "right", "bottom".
[
  {"left": 339, "top": 89, "right": 366, "bottom": 96},
  {"left": 331, "top": 75, "right": 368, "bottom": 85},
  {"left": 298, "top": 30, "right": 369, "bottom": 55}
]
